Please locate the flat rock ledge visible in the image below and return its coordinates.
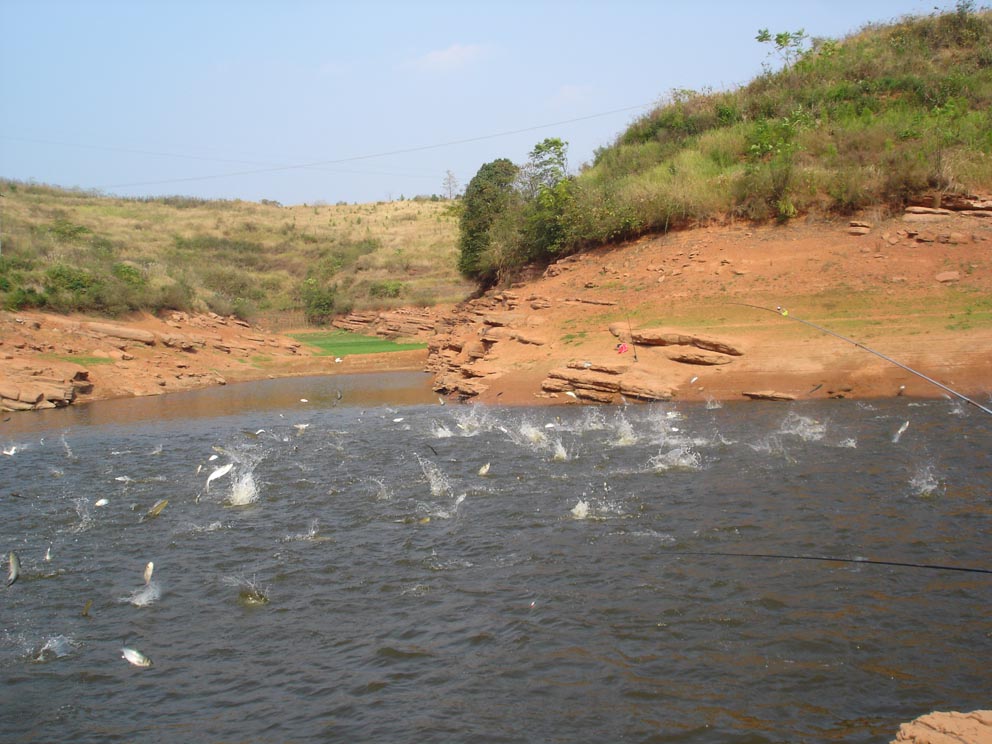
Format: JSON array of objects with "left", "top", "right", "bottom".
[
  {"left": 542, "top": 366, "right": 674, "bottom": 404},
  {"left": 891, "top": 709, "right": 992, "bottom": 744},
  {"left": 742, "top": 390, "right": 797, "bottom": 401},
  {"left": 1, "top": 371, "right": 90, "bottom": 412}
]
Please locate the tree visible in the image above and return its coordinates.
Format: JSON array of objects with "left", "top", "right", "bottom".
[
  {"left": 519, "top": 138, "right": 573, "bottom": 257},
  {"left": 443, "top": 170, "right": 460, "bottom": 199},
  {"left": 518, "top": 137, "right": 568, "bottom": 198},
  {"left": 756, "top": 28, "right": 809, "bottom": 69},
  {"left": 457, "top": 158, "right": 520, "bottom": 283}
]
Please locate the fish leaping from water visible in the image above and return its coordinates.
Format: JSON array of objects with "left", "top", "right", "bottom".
[
  {"left": 7, "top": 551, "right": 20, "bottom": 586},
  {"left": 206, "top": 463, "right": 234, "bottom": 492},
  {"left": 121, "top": 645, "right": 152, "bottom": 668}
]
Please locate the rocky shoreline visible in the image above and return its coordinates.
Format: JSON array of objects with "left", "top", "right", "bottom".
[{"left": 3, "top": 209, "right": 991, "bottom": 414}]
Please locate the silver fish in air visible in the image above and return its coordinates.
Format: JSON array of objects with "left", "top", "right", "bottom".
[
  {"left": 7, "top": 551, "right": 20, "bottom": 586},
  {"left": 121, "top": 645, "right": 153, "bottom": 668}
]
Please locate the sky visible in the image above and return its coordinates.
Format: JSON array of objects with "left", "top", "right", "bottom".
[{"left": 0, "top": 0, "right": 945, "bottom": 206}]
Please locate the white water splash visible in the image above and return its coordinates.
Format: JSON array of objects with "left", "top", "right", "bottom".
[
  {"left": 778, "top": 412, "right": 826, "bottom": 442},
  {"left": 416, "top": 454, "right": 452, "bottom": 499},
  {"left": 122, "top": 578, "right": 161, "bottom": 607},
  {"left": 909, "top": 463, "right": 942, "bottom": 497},
  {"left": 550, "top": 439, "right": 570, "bottom": 462},
  {"left": 705, "top": 397, "right": 723, "bottom": 410},
  {"left": 609, "top": 412, "right": 639, "bottom": 446},
  {"left": 285, "top": 518, "right": 321, "bottom": 541},
  {"left": 570, "top": 500, "right": 590, "bottom": 519},
  {"left": 451, "top": 406, "right": 495, "bottom": 436},
  {"left": 431, "top": 421, "right": 454, "bottom": 438},
  {"left": 32, "top": 635, "right": 77, "bottom": 662},
  {"left": 648, "top": 444, "right": 702, "bottom": 472},
  {"left": 60, "top": 433, "right": 73, "bottom": 459},
  {"left": 228, "top": 470, "right": 259, "bottom": 506},
  {"left": 367, "top": 477, "right": 393, "bottom": 501}
]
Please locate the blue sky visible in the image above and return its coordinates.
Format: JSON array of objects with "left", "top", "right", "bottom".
[{"left": 1, "top": 0, "right": 942, "bottom": 205}]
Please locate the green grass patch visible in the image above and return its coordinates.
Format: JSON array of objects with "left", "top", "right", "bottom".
[
  {"left": 43, "top": 354, "right": 116, "bottom": 366},
  {"left": 288, "top": 330, "right": 427, "bottom": 356}
]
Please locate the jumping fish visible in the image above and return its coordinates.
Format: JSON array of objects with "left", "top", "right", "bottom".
[
  {"left": 206, "top": 462, "right": 233, "bottom": 492},
  {"left": 81, "top": 599, "right": 92, "bottom": 618},
  {"left": 893, "top": 420, "right": 910, "bottom": 443},
  {"left": 142, "top": 499, "right": 168, "bottom": 521},
  {"left": 121, "top": 645, "right": 152, "bottom": 668},
  {"left": 478, "top": 462, "right": 491, "bottom": 476},
  {"left": 7, "top": 551, "right": 20, "bottom": 586},
  {"left": 95, "top": 498, "right": 109, "bottom": 507},
  {"left": 143, "top": 561, "right": 154, "bottom": 585}
]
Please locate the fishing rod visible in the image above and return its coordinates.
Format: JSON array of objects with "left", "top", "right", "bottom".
[
  {"left": 729, "top": 302, "right": 992, "bottom": 417},
  {"left": 661, "top": 550, "right": 992, "bottom": 575}
]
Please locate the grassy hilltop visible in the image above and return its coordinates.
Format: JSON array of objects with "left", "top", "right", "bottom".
[
  {"left": 2, "top": 6, "right": 990, "bottom": 322},
  {"left": 0, "top": 188, "right": 472, "bottom": 325},
  {"left": 458, "top": 5, "right": 992, "bottom": 283}
]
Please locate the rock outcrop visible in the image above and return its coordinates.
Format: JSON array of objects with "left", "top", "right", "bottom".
[{"left": 891, "top": 709, "right": 992, "bottom": 744}]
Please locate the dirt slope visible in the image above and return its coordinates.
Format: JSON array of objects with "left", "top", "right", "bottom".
[
  {"left": 430, "top": 210, "right": 992, "bottom": 407},
  {"left": 1, "top": 210, "right": 990, "bottom": 412}
]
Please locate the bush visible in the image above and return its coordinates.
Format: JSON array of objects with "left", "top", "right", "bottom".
[{"left": 368, "top": 280, "right": 404, "bottom": 299}]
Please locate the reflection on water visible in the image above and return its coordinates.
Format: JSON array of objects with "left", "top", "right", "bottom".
[
  {"left": 1, "top": 371, "right": 437, "bottom": 434},
  {"left": 0, "top": 379, "right": 989, "bottom": 744}
]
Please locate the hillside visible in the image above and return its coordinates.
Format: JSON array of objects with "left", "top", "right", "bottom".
[
  {"left": 0, "top": 184, "right": 473, "bottom": 323},
  {"left": 2, "top": 7, "right": 992, "bottom": 413}
]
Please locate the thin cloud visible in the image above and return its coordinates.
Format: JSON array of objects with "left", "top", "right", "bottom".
[{"left": 409, "top": 43, "right": 491, "bottom": 72}]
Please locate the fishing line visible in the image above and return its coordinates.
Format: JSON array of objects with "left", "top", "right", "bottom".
[
  {"left": 729, "top": 302, "right": 992, "bottom": 417},
  {"left": 661, "top": 550, "right": 992, "bottom": 574}
]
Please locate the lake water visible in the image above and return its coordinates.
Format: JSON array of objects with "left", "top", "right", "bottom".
[{"left": 2, "top": 373, "right": 990, "bottom": 743}]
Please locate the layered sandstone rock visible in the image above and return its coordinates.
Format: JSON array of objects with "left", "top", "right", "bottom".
[{"left": 891, "top": 709, "right": 992, "bottom": 744}]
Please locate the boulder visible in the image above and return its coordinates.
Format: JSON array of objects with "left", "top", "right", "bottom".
[{"left": 84, "top": 322, "right": 156, "bottom": 345}]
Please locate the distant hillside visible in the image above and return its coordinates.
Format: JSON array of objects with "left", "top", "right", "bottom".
[
  {"left": 457, "top": 6, "right": 992, "bottom": 284},
  {"left": 0, "top": 184, "right": 472, "bottom": 324}
]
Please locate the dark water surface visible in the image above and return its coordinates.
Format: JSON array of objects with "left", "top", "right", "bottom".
[{"left": 2, "top": 374, "right": 990, "bottom": 743}]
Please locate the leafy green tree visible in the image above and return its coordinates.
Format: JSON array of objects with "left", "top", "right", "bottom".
[
  {"left": 458, "top": 158, "right": 520, "bottom": 283},
  {"left": 756, "top": 28, "right": 809, "bottom": 69},
  {"left": 519, "top": 138, "right": 573, "bottom": 258}
]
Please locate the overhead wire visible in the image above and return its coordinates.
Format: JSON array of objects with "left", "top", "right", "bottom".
[{"left": 78, "top": 102, "right": 653, "bottom": 190}]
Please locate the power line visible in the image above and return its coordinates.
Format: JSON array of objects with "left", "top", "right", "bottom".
[
  {"left": 0, "top": 134, "right": 443, "bottom": 180},
  {"left": 89, "top": 102, "right": 652, "bottom": 190}
]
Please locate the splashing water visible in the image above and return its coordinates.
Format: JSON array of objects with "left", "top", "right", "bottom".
[
  {"left": 451, "top": 406, "right": 495, "bottom": 436},
  {"left": 779, "top": 412, "right": 826, "bottom": 442},
  {"left": 909, "top": 463, "right": 942, "bottom": 497},
  {"left": 550, "top": 439, "right": 570, "bottom": 462},
  {"left": 124, "top": 581, "right": 161, "bottom": 607},
  {"left": 32, "top": 635, "right": 76, "bottom": 662},
  {"left": 367, "top": 477, "right": 392, "bottom": 501},
  {"left": 570, "top": 500, "right": 590, "bottom": 519},
  {"left": 224, "top": 574, "right": 270, "bottom": 606},
  {"left": 431, "top": 421, "right": 454, "bottom": 438},
  {"left": 228, "top": 470, "right": 259, "bottom": 506},
  {"left": 705, "top": 397, "right": 723, "bottom": 410},
  {"left": 648, "top": 444, "right": 702, "bottom": 472},
  {"left": 609, "top": 412, "right": 639, "bottom": 446},
  {"left": 518, "top": 423, "right": 548, "bottom": 447},
  {"left": 416, "top": 454, "right": 453, "bottom": 499}
]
